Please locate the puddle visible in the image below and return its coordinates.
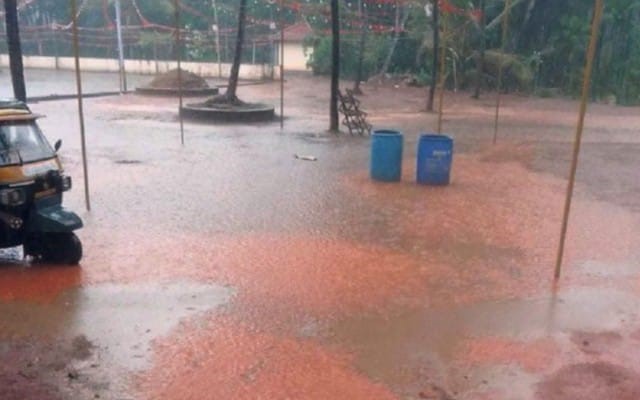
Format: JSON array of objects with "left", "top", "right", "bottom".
[
  {"left": 536, "top": 362, "right": 640, "bottom": 400},
  {"left": 328, "top": 287, "right": 640, "bottom": 395},
  {"left": 0, "top": 281, "right": 234, "bottom": 370},
  {"left": 577, "top": 260, "right": 640, "bottom": 278}
]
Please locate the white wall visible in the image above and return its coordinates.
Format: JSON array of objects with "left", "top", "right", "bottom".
[
  {"left": 0, "top": 54, "right": 276, "bottom": 80},
  {"left": 276, "top": 43, "right": 313, "bottom": 72}
]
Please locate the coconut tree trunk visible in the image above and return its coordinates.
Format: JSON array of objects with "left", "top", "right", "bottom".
[
  {"left": 353, "top": 0, "right": 368, "bottom": 94},
  {"left": 4, "top": 0, "right": 27, "bottom": 102},
  {"left": 426, "top": 0, "right": 439, "bottom": 111},
  {"left": 472, "top": 0, "right": 486, "bottom": 99},
  {"left": 226, "top": 0, "right": 247, "bottom": 102},
  {"left": 330, "top": 0, "right": 340, "bottom": 132}
]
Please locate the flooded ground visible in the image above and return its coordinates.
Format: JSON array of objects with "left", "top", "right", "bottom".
[{"left": 1, "top": 69, "right": 640, "bottom": 399}]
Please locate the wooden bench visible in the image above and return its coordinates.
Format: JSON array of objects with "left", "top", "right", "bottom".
[{"left": 338, "top": 89, "right": 372, "bottom": 136}]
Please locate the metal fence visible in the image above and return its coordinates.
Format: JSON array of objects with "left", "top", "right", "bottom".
[{"left": 0, "top": 26, "right": 277, "bottom": 66}]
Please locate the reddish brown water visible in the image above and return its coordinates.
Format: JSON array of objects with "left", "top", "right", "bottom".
[{"left": 1, "top": 71, "right": 640, "bottom": 399}]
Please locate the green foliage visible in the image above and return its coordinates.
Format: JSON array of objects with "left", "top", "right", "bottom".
[
  {"left": 307, "top": 34, "right": 385, "bottom": 80},
  {"left": 483, "top": 50, "right": 533, "bottom": 90},
  {"left": 537, "top": 88, "right": 556, "bottom": 98},
  {"left": 7, "top": 0, "right": 640, "bottom": 104},
  {"left": 185, "top": 27, "right": 210, "bottom": 61},
  {"left": 307, "top": 32, "right": 423, "bottom": 79},
  {"left": 515, "top": 0, "right": 640, "bottom": 104},
  {"left": 415, "top": 67, "right": 433, "bottom": 87}
]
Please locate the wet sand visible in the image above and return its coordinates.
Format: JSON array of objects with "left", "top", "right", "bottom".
[{"left": 1, "top": 70, "right": 639, "bottom": 399}]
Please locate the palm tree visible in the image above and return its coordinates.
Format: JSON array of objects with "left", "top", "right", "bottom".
[
  {"left": 3, "top": 0, "right": 26, "bottom": 101},
  {"left": 330, "top": 0, "right": 340, "bottom": 132},
  {"left": 208, "top": 0, "right": 247, "bottom": 104},
  {"left": 225, "top": 0, "right": 247, "bottom": 102}
]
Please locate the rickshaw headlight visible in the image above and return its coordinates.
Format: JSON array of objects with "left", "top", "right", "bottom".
[
  {"left": 0, "top": 188, "right": 26, "bottom": 206},
  {"left": 61, "top": 176, "right": 72, "bottom": 192}
]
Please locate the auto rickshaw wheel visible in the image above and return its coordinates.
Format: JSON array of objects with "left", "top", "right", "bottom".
[
  {"left": 25, "top": 232, "right": 82, "bottom": 265},
  {"left": 57, "top": 233, "right": 82, "bottom": 265}
]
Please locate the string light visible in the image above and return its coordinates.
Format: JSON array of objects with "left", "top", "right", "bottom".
[{"left": 4, "top": 0, "right": 481, "bottom": 44}]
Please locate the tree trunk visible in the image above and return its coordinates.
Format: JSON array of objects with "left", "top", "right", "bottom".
[
  {"left": 212, "top": 0, "right": 222, "bottom": 77},
  {"left": 472, "top": 0, "right": 486, "bottom": 99},
  {"left": 485, "top": 0, "right": 525, "bottom": 31},
  {"left": 353, "top": 0, "right": 368, "bottom": 94},
  {"left": 4, "top": 0, "right": 27, "bottom": 102},
  {"left": 330, "top": 0, "right": 340, "bottom": 132},
  {"left": 226, "top": 0, "right": 247, "bottom": 101},
  {"left": 426, "top": 0, "right": 439, "bottom": 111},
  {"left": 515, "top": 0, "right": 536, "bottom": 49},
  {"left": 379, "top": 1, "right": 408, "bottom": 76}
]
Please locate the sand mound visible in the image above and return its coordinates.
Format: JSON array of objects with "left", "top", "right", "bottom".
[{"left": 147, "top": 69, "right": 210, "bottom": 90}]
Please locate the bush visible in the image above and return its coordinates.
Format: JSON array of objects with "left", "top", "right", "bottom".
[
  {"left": 481, "top": 50, "right": 535, "bottom": 91},
  {"left": 307, "top": 35, "right": 379, "bottom": 80},
  {"left": 306, "top": 34, "right": 420, "bottom": 81}
]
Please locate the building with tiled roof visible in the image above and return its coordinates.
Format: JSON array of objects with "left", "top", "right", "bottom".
[{"left": 273, "top": 21, "right": 314, "bottom": 72}]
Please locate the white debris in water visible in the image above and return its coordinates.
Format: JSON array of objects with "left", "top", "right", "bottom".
[{"left": 294, "top": 154, "right": 318, "bottom": 162}]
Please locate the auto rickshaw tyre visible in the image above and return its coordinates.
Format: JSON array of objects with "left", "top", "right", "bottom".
[
  {"left": 24, "top": 232, "right": 82, "bottom": 265},
  {"left": 58, "top": 232, "right": 82, "bottom": 265},
  {"left": 23, "top": 234, "right": 45, "bottom": 262}
]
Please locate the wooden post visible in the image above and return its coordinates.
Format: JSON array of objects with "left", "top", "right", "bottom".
[
  {"left": 280, "top": 0, "right": 285, "bottom": 129},
  {"left": 436, "top": 14, "right": 447, "bottom": 133},
  {"left": 426, "top": 0, "right": 439, "bottom": 111},
  {"left": 153, "top": 31, "right": 159, "bottom": 74},
  {"left": 54, "top": 29, "right": 60, "bottom": 70},
  {"left": 212, "top": 0, "right": 222, "bottom": 77},
  {"left": 71, "top": 0, "right": 91, "bottom": 211},
  {"left": 114, "top": 0, "right": 127, "bottom": 92},
  {"left": 492, "top": 0, "right": 511, "bottom": 144},
  {"left": 554, "top": 0, "right": 604, "bottom": 280},
  {"left": 174, "top": 0, "right": 185, "bottom": 145},
  {"left": 252, "top": 40, "right": 256, "bottom": 64}
]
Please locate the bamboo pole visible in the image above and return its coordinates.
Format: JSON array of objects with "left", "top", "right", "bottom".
[
  {"left": 554, "top": 0, "right": 604, "bottom": 280},
  {"left": 279, "top": 0, "right": 285, "bottom": 129},
  {"left": 70, "top": 0, "right": 91, "bottom": 212},
  {"left": 492, "top": 0, "right": 511, "bottom": 144},
  {"left": 426, "top": 0, "right": 439, "bottom": 112},
  {"left": 174, "top": 0, "right": 185, "bottom": 146},
  {"left": 436, "top": 14, "right": 447, "bottom": 134},
  {"left": 114, "top": 0, "right": 127, "bottom": 93},
  {"left": 212, "top": 0, "right": 222, "bottom": 77}
]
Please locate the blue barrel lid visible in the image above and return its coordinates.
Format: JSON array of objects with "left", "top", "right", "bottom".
[
  {"left": 419, "top": 133, "right": 453, "bottom": 141},
  {"left": 373, "top": 129, "right": 403, "bottom": 136}
]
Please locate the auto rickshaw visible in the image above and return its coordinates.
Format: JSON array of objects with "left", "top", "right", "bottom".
[{"left": 0, "top": 99, "right": 83, "bottom": 264}]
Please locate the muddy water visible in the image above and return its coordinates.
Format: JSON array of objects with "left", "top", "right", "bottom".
[
  {"left": 0, "top": 281, "right": 233, "bottom": 367},
  {"left": 1, "top": 71, "right": 640, "bottom": 399},
  {"left": 0, "top": 280, "right": 232, "bottom": 400},
  {"left": 329, "top": 286, "right": 640, "bottom": 394}
]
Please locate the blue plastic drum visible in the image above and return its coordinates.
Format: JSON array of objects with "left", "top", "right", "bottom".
[
  {"left": 416, "top": 134, "right": 453, "bottom": 185},
  {"left": 370, "top": 130, "right": 403, "bottom": 182}
]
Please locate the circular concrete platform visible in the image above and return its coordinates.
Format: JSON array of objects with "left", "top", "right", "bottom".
[
  {"left": 135, "top": 86, "right": 219, "bottom": 97},
  {"left": 180, "top": 102, "right": 275, "bottom": 123}
]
